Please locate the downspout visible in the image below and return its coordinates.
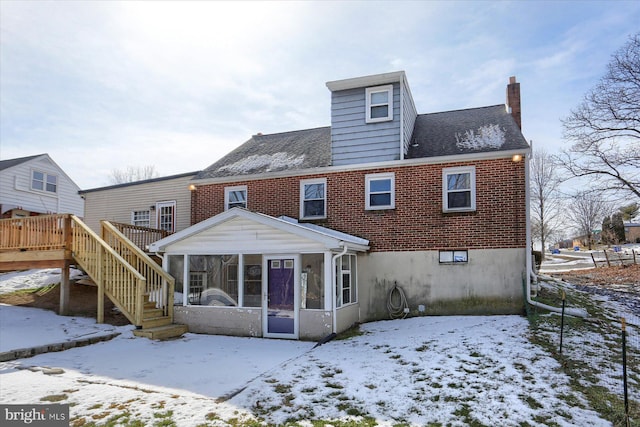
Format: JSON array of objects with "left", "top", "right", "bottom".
[
  {"left": 331, "top": 242, "right": 348, "bottom": 334},
  {"left": 524, "top": 152, "right": 587, "bottom": 318}
]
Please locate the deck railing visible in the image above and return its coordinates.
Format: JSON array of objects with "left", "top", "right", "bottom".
[
  {"left": 101, "top": 221, "right": 174, "bottom": 320},
  {"left": 70, "top": 216, "right": 147, "bottom": 325},
  {"left": 0, "top": 214, "right": 69, "bottom": 251},
  {"left": 1, "top": 214, "right": 175, "bottom": 326},
  {"left": 108, "top": 222, "right": 170, "bottom": 252}
]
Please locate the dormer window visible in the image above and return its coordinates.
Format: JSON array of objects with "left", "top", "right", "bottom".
[{"left": 365, "top": 85, "right": 393, "bottom": 123}]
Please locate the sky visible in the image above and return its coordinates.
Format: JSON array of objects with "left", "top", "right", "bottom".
[
  {"left": 1, "top": 1, "right": 639, "bottom": 190},
  {"left": 3, "top": 270, "right": 635, "bottom": 425}
]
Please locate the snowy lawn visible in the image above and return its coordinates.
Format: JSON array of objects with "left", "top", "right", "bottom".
[
  {"left": 0, "top": 269, "right": 623, "bottom": 425},
  {"left": 0, "top": 307, "right": 609, "bottom": 426}
]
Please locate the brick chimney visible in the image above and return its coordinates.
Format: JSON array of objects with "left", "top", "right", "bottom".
[{"left": 506, "top": 76, "right": 521, "bottom": 129}]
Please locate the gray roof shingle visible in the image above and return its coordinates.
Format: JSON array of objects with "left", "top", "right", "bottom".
[
  {"left": 407, "top": 105, "right": 529, "bottom": 158},
  {"left": 196, "top": 127, "right": 331, "bottom": 180},
  {"left": 196, "top": 105, "right": 529, "bottom": 180},
  {"left": 0, "top": 154, "right": 45, "bottom": 172}
]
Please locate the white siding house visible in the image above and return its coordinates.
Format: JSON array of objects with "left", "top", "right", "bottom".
[{"left": 0, "top": 154, "right": 84, "bottom": 218}]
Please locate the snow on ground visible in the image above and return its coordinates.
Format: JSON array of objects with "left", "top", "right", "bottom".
[
  {"left": 0, "top": 270, "right": 613, "bottom": 426},
  {"left": 0, "top": 268, "right": 83, "bottom": 295}
]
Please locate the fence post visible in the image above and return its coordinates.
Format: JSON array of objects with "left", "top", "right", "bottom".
[
  {"left": 591, "top": 253, "right": 598, "bottom": 268},
  {"left": 560, "top": 290, "right": 566, "bottom": 355},
  {"left": 603, "top": 249, "right": 611, "bottom": 267},
  {"left": 622, "top": 317, "right": 630, "bottom": 427}
]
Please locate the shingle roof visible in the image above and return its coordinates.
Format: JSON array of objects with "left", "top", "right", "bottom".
[
  {"left": 196, "top": 127, "right": 331, "bottom": 180},
  {"left": 0, "top": 154, "right": 45, "bottom": 172},
  {"left": 407, "top": 105, "right": 529, "bottom": 158},
  {"left": 196, "top": 105, "right": 529, "bottom": 180}
]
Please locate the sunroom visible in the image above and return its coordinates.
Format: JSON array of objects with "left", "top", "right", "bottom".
[{"left": 148, "top": 208, "right": 369, "bottom": 340}]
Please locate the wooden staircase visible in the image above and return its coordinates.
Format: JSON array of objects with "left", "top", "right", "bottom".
[{"left": 0, "top": 214, "right": 187, "bottom": 340}]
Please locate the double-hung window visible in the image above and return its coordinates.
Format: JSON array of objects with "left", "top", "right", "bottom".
[
  {"left": 300, "top": 178, "right": 326, "bottom": 219},
  {"left": 365, "top": 84, "right": 393, "bottom": 123},
  {"left": 442, "top": 166, "right": 476, "bottom": 212},
  {"left": 225, "top": 186, "right": 247, "bottom": 210},
  {"left": 31, "top": 170, "right": 57, "bottom": 193},
  {"left": 132, "top": 210, "right": 150, "bottom": 227},
  {"left": 365, "top": 173, "right": 395, "bottom": 210},
  {"left": 336, "top": 254, "right": 357, "bottom": 307}
]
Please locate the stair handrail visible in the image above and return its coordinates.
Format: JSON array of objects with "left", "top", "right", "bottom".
[
  {"left": 100, "top": 220, "right": 175, "bottom": 321},
  {"left": 107, "top": 221, "right": 171, "bottom": 252},
  {"left": 70, "top": 215, "right": 147, "bottom": 325}
]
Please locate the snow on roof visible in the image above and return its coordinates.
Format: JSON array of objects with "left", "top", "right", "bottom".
[
  {"left": 455, "top": 123, "right": 506, "bottom": 150},
  {"left": 217, "top": 152, "right": 305, "bottom": 175}
]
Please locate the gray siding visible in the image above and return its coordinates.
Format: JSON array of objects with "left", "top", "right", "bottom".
[
  {"left": 331, "top": 83, "right": 401, "bottom": 165},
  {"left": 401, "top": 77, "right": 417, "bottom": 157},
  {"left": 82, "top": 175, "right": 195, "bottom": 234}
]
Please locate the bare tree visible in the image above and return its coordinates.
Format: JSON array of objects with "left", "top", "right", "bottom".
[
  {"left": 566, "top": 191, "right": 609, "bottom": 250},
  {"left": 559, "top": 32, "right": 640, "bottom": 199},
  {"left": 109, "top": 165, "right": 160, "bottom": 184},
  {"left": 529, "top": 148, "right": 563, "bottom": 258}
]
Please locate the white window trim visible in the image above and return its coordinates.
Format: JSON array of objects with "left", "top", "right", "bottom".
[
  {"left": 439, "top": 250, "right": 469, "bottom": 264},
  {"left": 299, "top": 178, "right": 327, "bottom": 219},
  {"left": 131, "top": 210, "right": 151, "bottom": 227},
  {"left": 365, "top": 172, "right": 395, "bottom": 210},
  {"left": 224, "top": 185, "right": 247, "bottom": 210},
  {"left": 30, "top": 169, "right": 58, "bottom": 194},
  {"left": 336, "top": 253, "right": 357, "bottom": 307},
  {"left": 156, "top": 200, "right": 177, "bottom": 232},
  {"left": 442, "top": 166, "right": 476, "bottom": 213},
  {"left": 365, "top": 84, "right": 393, "bottom": 123}
]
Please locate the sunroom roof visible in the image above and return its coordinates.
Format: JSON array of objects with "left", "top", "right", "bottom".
[{"left": 149, "top": 208, "right": 370, "bottom": 253}]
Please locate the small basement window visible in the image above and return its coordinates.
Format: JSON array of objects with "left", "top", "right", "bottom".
[
  {"left": 439, "top": 250, "right": 468, "bottom": 264},
  {"left": 365, "top": 85, "right": 393, "bottom": 123}
]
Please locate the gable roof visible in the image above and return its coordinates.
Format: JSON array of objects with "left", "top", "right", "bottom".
[
  {"left": 196, "top": 127, "right": 331, "bottom": 180},
  {"left": 406, "top": 105, "right": 529, "bottom": 158},
  {"left": 0, "top": 154, "right": 46, "bottom": 172},
  {"left": 149, "top": 207, "right": 369, "bottom": 253}
]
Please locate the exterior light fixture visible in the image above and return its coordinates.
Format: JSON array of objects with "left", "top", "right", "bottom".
[
  {"left": 188, "top": 184, "right": 196, "bottom": 191},
  {"left": 512, "top": 154, "right": 523, "bottom": 162}
]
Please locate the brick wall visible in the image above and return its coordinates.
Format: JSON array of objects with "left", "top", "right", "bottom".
[{"left": 191, "top": 158, "right": 527, "bottom": 252}]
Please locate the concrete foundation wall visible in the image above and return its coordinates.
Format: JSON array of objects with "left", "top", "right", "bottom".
[
  {"left": 357, "top": 249, "right": 525, "bottom": 321},
  {"left": 299, "top": 310, "right": 333, "bottom": 340},
  {"left": 176, "top": 306, "right": 336, "bottom": 341},
  {"left": 174, "top": 306, "right": 262, "bottom": 337},
  {"left": 336, "top": 303, "right": 360, "bottom": 333}
]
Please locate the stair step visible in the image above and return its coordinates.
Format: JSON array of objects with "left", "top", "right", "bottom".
[
  {"left": 143, "top": 308, "right": 164, "bottom": 319},
  {"left": 133, "top": 324, "right": 188, "bottom": 340},
  {"left": 141, "top": 316, "right": 172, "bottom": 329}
]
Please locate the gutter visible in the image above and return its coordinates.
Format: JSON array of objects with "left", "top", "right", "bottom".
[
  {"left": 524, "top": 152, "right": 587, "bottom": 318},
  {"left": 331, "top": 242, "right": 348, "bottom": 334}
]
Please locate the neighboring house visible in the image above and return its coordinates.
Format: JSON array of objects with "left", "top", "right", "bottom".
[
  {"left": 79, "top": 171, "right": 198, "bottom": 235},
  {"left": 0, "top": 154, "right": 84, "bottom": 218},
  {"left": 624, "top": 222, "right": 640, "bottom": 243},
  {"left": 572, "top": 230, "right": 602, "bottom": 249},
  {"left": 150, "top": 71, "right": 530, "bottom": 340}
]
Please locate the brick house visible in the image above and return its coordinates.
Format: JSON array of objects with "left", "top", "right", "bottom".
[{"left": 150, "top": 71, "right": 530, "bottom": 340}]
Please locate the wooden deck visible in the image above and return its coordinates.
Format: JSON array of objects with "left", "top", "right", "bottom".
[{"left": 0, "top": 214, "right": 186, "bottom": 339}]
